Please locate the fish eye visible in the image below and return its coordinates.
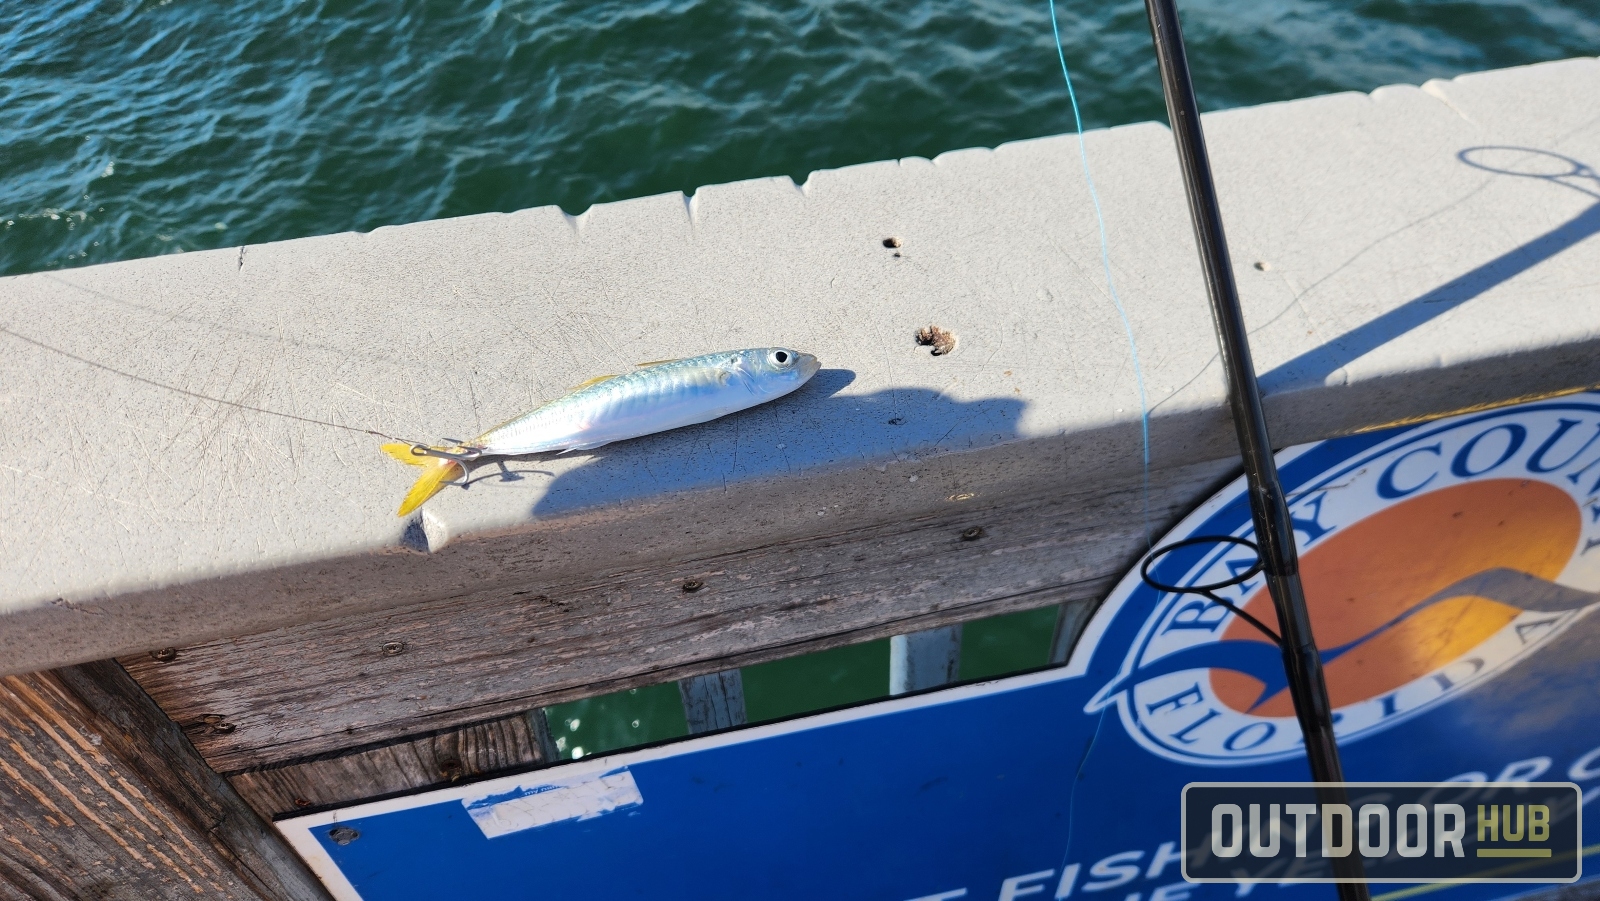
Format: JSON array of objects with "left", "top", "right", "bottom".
[{"left": 770, "top": 350, "right": 792, "bottom": 367}]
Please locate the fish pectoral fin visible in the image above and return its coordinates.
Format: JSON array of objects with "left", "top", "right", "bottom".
[
  {"left": 570, "top": 374, "right": 618, "bottom": 391},
  {"left": 634, "top": 358, "right": 682, "bottom": 368}
]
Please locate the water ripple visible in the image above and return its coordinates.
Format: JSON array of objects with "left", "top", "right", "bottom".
[{"left": 1, "top": 0, "right": 1595, "bottom": 276}]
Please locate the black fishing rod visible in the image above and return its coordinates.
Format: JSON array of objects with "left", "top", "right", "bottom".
[{"left": 1138, "top": 0, "right": 1370, "bottom": 895}]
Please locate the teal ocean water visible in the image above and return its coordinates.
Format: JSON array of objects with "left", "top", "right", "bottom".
[{"left": 2, "top": 0, "right": 1595, "bottom": 278}]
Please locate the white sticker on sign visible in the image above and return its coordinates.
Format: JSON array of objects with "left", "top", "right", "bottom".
[{"left": 462, "top": 768, "right": 643, "bottom": 839}]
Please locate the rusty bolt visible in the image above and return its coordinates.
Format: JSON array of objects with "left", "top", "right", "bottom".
[
  {"left": 328, "top": 826, "right": 360, "bottom": 846},
  {"left": 960, "top": 526, "right": 985, "bottom": 542},
  {"left": 681, "top": 579, "right": 705, "bottom": 593},
  {"left": 381, "top": 640, "right": 406, "bottom": 657},
  {"left": 293, "top": 798, "right": 312, "bottom": 808},
  {"left": 150, "top": 648, "right": 178, "bottom": 663}
]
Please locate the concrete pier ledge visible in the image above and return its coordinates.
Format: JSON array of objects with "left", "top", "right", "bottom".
[{"left": 2, "top": 57, "right": 1597, "bottom": 677}]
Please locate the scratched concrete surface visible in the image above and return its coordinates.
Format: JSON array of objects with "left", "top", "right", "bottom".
[{"left": 1, "top": 58, "right": 1597, "bottom": 674}]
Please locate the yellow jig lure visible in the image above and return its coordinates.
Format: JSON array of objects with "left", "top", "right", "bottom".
[{"left": 382, "top": 347, "right": 820, "bottom": 516}]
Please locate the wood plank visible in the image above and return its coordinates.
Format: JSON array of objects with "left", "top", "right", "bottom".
[
  {"left": 0, "top": 662, "right": 329, "bottom": 901},
  {"left": 230, "top": 596, "right": 1075, "bottom": 819},
  {"left": 123, "top": 459, "right": 1236, "bottom": 773},
  {"left": 678, "top": 671, "right": 747, "bottom": 734},
  {"left": 889, "top": 626, "right": 962, "bottom": 694},
  {"left": 228, "top": 712, "right": 546, "bottom": 820}
]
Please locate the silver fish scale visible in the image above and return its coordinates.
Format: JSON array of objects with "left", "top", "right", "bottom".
[{"left": 472, "top": 348, "right": 817, "bottom": 457}]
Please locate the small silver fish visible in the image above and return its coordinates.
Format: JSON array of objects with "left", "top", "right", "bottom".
[{"left": 382, "top": 347, "right": 820, "bottom": 515}]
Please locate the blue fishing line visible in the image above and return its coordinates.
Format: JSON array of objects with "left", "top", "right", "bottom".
[{"left": 1048, "top": 0, "right": 1152, "bottom": 545}]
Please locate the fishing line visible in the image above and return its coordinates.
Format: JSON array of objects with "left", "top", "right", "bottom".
[
  {"left": 1057, "top": 705, "right": 1110, "bottom": 883},
  {"left": 0, "top": 323, "right": 414, "bottom": 444},
  {"left": 1045, "top": 2, "right": 1151, "bottom": 881},
  {"left": 1048, "top": 0, "right": 1153, "bottom": 545}
]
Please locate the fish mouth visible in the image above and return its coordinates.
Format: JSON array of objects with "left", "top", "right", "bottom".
[{"left": 795, "top": 352, "right": 821, "bottom": 381}]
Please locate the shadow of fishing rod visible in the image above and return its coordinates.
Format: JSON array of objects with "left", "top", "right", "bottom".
[
  {"left": 1264, "top": 147, "right": 1600, "bottom": 391},
  {"left": 1123, "top": 557, "right": 1600, "bottom": 712}
]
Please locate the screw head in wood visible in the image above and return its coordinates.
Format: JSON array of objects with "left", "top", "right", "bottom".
[
  {"left": 381, "top": 640, "right": 406, "bottom": 657},
  {"left": 960, "top": 526, "right": 985, "bottom": 541},
  {"left": 150, "top": 648, "right": 178, "bottom": 663},
  {"left": 681, "top": 579, "right": 705, "bottom": 593}
]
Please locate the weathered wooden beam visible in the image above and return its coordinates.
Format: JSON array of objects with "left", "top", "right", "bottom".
[
  {"left": 227, "top": 711, "right": 548, "bottom": 820},
  {"left": 120, "top": 458, "right": 1233, "bottom": 773},
  {"left": 0, "top": 661, "right": 329, "bottom": 901},
  {"left": 207, "top": 604, "right": 1102, "bottom": 819},
  {"left": 527, "top": 708, "right": 561, "bottom": 763}
]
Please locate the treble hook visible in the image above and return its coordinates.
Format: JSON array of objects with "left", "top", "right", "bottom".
[{"left": 408, "top": 444, "right": 485, "bottom": 464}]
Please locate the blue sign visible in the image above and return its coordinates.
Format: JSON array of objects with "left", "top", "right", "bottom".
[{"left": 280, "top": 395, "right": 1600, "bottom": 901}]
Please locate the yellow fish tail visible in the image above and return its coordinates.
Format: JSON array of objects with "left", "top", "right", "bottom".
[
  {"left": 380, "top": 442, "right": 430, "bottom": 465},
  {"left": 381, "top": 443, "right": 465, "bottom": 516}
]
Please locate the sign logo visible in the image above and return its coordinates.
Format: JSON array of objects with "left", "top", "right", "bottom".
[
  {"left": 1089, "top": 399, "right": 1600, "bottom": 765},
  {"left": 1180, "top": 782, "right": 1583, "bottom": 883}
]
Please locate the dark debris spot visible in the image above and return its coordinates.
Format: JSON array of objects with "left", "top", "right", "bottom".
[{"left": 916, "top": 325, "right": 957, "bottom": 356}]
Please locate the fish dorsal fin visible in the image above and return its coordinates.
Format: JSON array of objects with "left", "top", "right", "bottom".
[
  {"left": 634, "top": 358, "right": 682, "bottom": 368},
  {"left": 570, "top": 374, "right": 618, "bottom": 391}
]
